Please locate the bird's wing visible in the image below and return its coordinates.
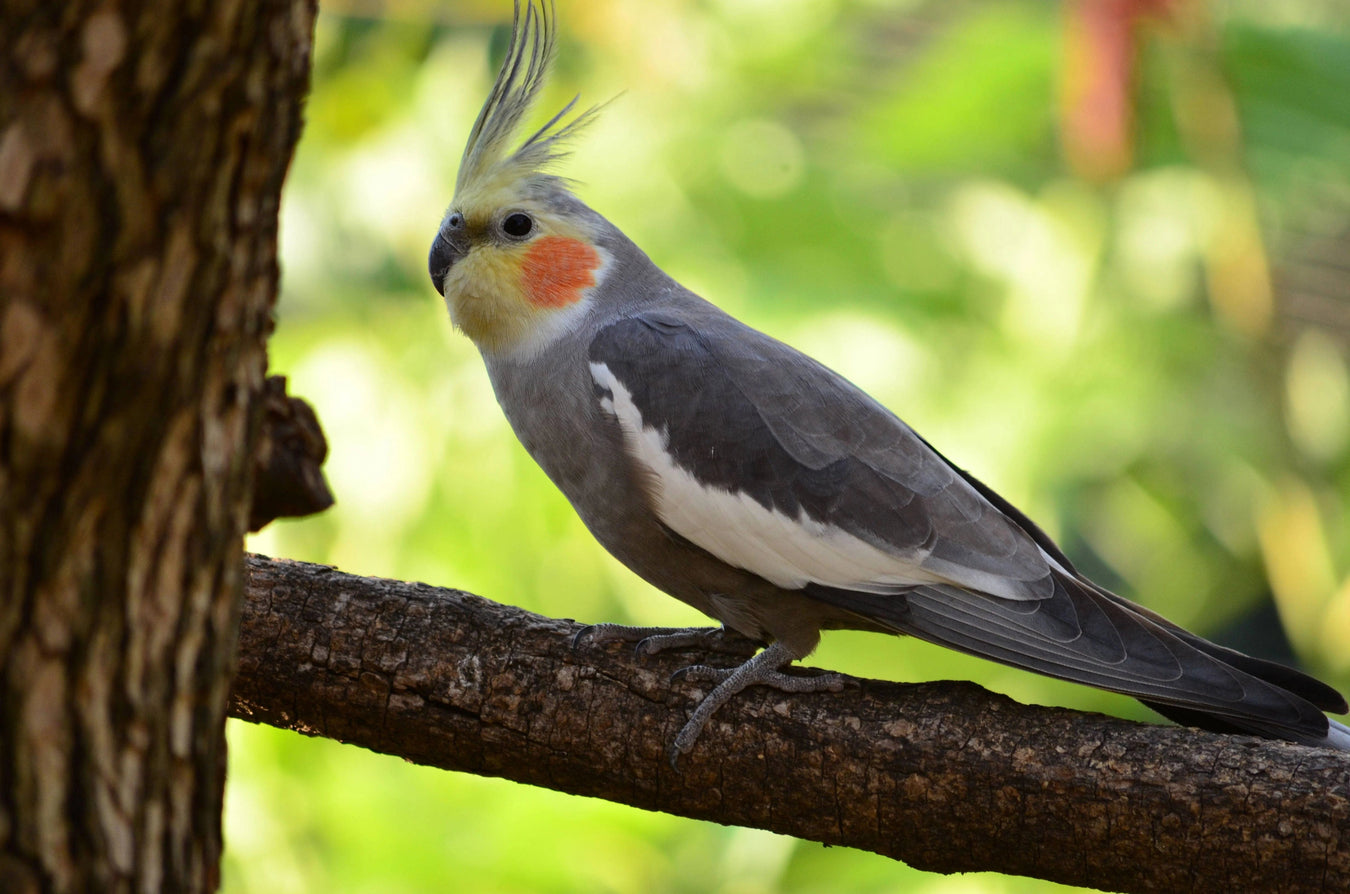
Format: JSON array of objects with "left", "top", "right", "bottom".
[
  {"left": 587, "top": 310, "right": 1340, "bottom": 743},
  {"left": 586, "top": 310, "right": 1056, "bottom": 601}
]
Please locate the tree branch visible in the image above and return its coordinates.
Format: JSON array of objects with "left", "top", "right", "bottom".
[{"left": 232, "top": 554, "right": 1350, "bottom": 893}]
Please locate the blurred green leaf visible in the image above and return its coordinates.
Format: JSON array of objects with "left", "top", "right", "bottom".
[{"left": 231, "top": 2, "right": 1350, "bottom": 892}]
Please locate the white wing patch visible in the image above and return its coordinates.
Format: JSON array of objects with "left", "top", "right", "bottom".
[{"left": 589, "top": 360, "right": 954, "bottom": 595}]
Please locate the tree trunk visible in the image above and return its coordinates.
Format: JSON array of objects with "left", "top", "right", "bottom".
[{"left": 0, "top": 1, "right": 315, "bottom": 891}]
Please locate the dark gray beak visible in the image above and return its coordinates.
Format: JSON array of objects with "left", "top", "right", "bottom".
[{"left": 429, "top": 210, "right": 468, "bottom": 297}]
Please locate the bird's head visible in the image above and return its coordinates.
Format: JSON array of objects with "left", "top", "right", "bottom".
[{"left": 430, "top": 0, "right": 608, "bottom": 357}]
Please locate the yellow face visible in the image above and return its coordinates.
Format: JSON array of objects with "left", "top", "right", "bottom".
[{"left": 440, "top": 183, "right": 604, "bottom": 355}]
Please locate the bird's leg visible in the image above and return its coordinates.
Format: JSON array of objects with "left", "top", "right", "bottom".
[
  {"left": 668, "top": 640, "right": 845, "bottom": 768},
  {"left": 572, "top": 623, "right": 760, "bottom": 659}
]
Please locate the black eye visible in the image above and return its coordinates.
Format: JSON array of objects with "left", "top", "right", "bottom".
[{"left": 502, "top": 212, "right": 533, "bottom": 238}]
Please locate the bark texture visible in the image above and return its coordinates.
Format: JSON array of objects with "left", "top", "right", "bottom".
[
  {"left": 248, "top": 375, "right": 333, "bottom": 532},
  {"left": 233, "top": 553, "right": 1350, "bottom": 894},
  {"left": 0, "top": 2, "right": 315, "bottom": 891}
]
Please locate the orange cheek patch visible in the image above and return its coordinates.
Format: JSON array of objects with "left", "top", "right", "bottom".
[{"left": 521, "top": 236, "right": 600, "bottom": 308}]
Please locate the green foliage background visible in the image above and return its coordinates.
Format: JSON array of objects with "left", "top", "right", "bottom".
[{"left": 229, "top": 1, "right": 1350, "bottom": 891}]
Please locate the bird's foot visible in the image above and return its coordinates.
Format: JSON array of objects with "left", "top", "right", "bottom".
[
  {"left": 672, "top": 663, "right": 845, "bottom": 693},
  {"left": 572, "top": 625, "right": 842, "bottom": 769},
  {"left": 667, "top": 641, "right": 845, "bottom": 770},
  {"left": 571, "top": 623, "right": 760, "bottom": 660}
]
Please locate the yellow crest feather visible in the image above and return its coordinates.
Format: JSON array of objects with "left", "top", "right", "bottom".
[{"left": 458, "top": 0, "right": 599, "bottom": 196}]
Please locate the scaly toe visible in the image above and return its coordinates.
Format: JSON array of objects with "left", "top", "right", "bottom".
[
  {"left": 572, "top": 623, "right": 700, "bottom": 652},
  {"left": 635, "top": 627, "right": 758, "bottom": 659},
  {"left": 766, "top": 670, "right": 846, "bottom": 694},
  {"left": 669, "top": 664, "right": 733, "bottom": 686}
]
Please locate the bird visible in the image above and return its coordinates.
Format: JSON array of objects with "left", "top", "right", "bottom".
[{"left": 429, "top": 0, "right": 1350, "bottom": 764}]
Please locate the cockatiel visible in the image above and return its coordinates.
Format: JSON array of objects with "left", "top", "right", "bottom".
[{"left": 429, "top": 0, "right": 1350, "bottom": 763}]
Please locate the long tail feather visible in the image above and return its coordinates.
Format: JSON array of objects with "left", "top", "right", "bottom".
[{"left": 806, "top": 571, "right": 1345, "bottom": 749}]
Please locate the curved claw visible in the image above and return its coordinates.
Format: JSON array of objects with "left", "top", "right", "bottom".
[
  {"left": 668, "top": 740, "right": 689, "bottom": 772},
  {"left": 570, "top": 624, "right": 599, "bottom": 651},
  {"left": 668, "top": 703, "right": 718, "bottom": 771}
]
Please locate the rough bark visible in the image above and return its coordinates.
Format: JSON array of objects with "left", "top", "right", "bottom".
[
  {"left": 232, "top": 553, "right": 1350, "bottom": 894},
  {"left": 0, "top": 2, "right": 315, "bottom": 892},
  {"left": 248, "top": 375, "right": 333, "bottom": 532}
]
